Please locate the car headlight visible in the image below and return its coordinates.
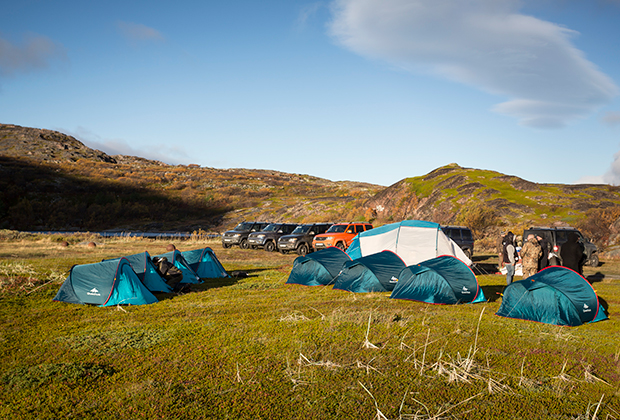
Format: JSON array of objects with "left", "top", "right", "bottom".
[
  {"left": 289, "top": 238, "right": 298, "bottom": 243},
  {"left": 233, "top": 233, "right": 241, "bottom": 238},
  {"left": 257, "top": 234, "right": 265, "bottom": 238},
  {"left": 324, "top": 236, "right": 334, "bottom": 241}
]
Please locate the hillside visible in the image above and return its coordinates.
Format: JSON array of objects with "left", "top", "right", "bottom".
[
  {"left": 0, "top": 124, "right": 382, "bottom": 232},
  {"left": 366, "top": 163, "right": 620, "bottom": 245},
  {"left": 2, "top": 124, "right": 620, "bottom": 246}
]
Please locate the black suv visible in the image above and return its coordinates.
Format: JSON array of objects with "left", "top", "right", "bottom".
[
  {"left": 221, "top": 221, "right": 270, "bottom": 249},
  {"left": 522, "top": 226, "right": 599, "bottom": 267},
  {"left": 441, "top": 225, "right": 474, "bottom": 258},
  {"left": 247, "top": 223, "right": 299, "bottom": 252},
  {"left": 277, "top": 223, "right": 332, "bottom": 256}
]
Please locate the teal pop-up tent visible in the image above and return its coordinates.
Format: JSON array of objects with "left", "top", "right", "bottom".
[
  {"left": 333, "top": 250, "right": 407, "bottom": 293},
  {"left": 182, "top": 247, "right": 229, "bottom": 278},
  {"left": 496, "top": 266, "right": 608, "bottom": 326},
  {"left": 286, "top": 246, "right": 351, "bottom": 286},
  {"left": 154, "top": 249, "right": 201, "bottom": 284},
  {"left": 54, "top": 258, "right": 158, "bottom": 306},
  {"left": 107, "top": 251, "right": 172, "bottom": 293},
  {"left": 390, "top": 255, "right": 486, "bottom": 304}
]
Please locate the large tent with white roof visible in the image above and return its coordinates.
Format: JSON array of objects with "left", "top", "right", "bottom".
[{"left": 346, "top": 220, "right": 471, "bottom": 266}]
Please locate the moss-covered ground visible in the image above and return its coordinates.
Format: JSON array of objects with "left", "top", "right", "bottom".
[{"left": 0, "top": 235, "right": 619, "bottom": 419}]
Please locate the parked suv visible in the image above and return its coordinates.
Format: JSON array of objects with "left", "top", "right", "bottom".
[
  {"left": 277, "top": 223, "right": 332, "bottom": 256},
  {"left": 221, "top": 221, "right": 270, "bottom": 249},
  {"left": 522, "top": 226, "right": 599, "bottom": 267},
  {"left": 312, "top": 222, "right": 373, "bottom": 251},
  {"left": 247, "top": 223, "right": 299, "bottom": 252},
  {"left": 441, "top": 225, "right": 474, "bottom": 258}
]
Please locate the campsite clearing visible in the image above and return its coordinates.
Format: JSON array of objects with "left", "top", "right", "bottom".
[{"left": 0, "top": 233, "right": 619, "bottom": 419}]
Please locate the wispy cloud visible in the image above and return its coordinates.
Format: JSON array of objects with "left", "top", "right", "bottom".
[
  {"left": 0, "top": 34, "right": 66, "bottom": 77},
  {"left": 117, "top": 21, "right": 164, "bottom": 44},
  {"left": 329, "top": 0, "right": 618, "bottom": 128},
  {"left": 65, "top": 126, "right": 188, "bottom": 165},
  {"left": 601, "top": 111, "right": 620, "bottom": 126},
  {"left": 296, "top": 2, "right": 324, "bottom": 30}
]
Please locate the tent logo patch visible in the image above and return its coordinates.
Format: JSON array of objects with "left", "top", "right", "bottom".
[
  {"left": 390, "top": 276, "right": 399, "bottom": 283},
  {"left": 583, "top": 303, "right": 591, "bottom": 313},
  {"left": 87, "top": 288, "right": 101, "bottom": 296},
  {"left": 462, "top": 286, "right": 470, "bottom": 294}
]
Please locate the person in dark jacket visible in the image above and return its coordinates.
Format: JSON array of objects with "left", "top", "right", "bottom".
[
  {"left": 502, "top": 232, "right": 519, "bottom": 285},
  {"left": 152, "top": 257, "right": 187, "bottom": 292},
  {"left": 560, "top": 232, "right": 585, "bottom": 274},
  {"left": 537, "top": 235, "right": 550, "bottom": 270}
]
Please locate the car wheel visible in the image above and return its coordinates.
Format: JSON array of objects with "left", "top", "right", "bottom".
[
  {"left": 464, "top": 248, "right": 472, "bottom": 259},
  {"left": 335, "top": 242, "right": 345, "bottom": 251},
  {"left": 589, "top": 254, "right": 599, "bottom": 267},
  {"left": 239, "top": 239, "right": 249, "bottom": 250},
  {"left": 264, "top": 241, "right": 275, "bottom": 252},
  {"left": 297, "top": 243, "right": 309, "bottom": 256},
  {"left": 222, "top": 243, "right": 231, "bottom": 249}
]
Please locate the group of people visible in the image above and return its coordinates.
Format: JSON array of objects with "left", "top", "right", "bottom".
[{"left": 500, "top": 231, "right": 585, "bottom": 285}]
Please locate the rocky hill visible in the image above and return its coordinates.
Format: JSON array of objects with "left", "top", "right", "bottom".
[
  {"left": 0, "top": 124, "right": 382, "bottom": 232},
  {"left": 366, "top": 163, "right": 620, "bottom": 246},
  {"left": 2, "top": 123, "right": 620, "bottom": 247}
]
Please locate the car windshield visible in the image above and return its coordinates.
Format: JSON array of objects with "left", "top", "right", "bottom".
[
  {"left": 234, "top": 222, "right": 254, "bottom": 231},
  {"left": 262, "top": 224, "right": 279, "bottom": 232},
  {"left": 326, "top": 225, "right": 347, "bottom": 233},
  {"left": 291, "top": 225, "right": 311, "bottom": 234}
]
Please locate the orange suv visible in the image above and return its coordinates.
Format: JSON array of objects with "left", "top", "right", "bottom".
[{"left": 312, "top": 222, "right": 373, "bottom": 251}]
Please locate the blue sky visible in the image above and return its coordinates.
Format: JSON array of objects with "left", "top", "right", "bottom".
[{"left": 2, "top": 0, "right": 620, "bottom": 187}]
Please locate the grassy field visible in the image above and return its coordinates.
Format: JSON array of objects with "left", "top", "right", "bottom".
[{"left": 0, "top": 234, "right": 619, "bottom": 419}]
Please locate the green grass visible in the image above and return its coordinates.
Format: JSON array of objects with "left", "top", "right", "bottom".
[{"left": 0, "top": 235, "right": 619, "bottom": 419}]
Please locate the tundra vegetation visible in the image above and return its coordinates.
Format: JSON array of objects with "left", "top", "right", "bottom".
[{"left": 0, "top": 232, "right": 619, "bottom": 419}]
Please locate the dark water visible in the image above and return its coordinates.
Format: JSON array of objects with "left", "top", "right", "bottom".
[{"left": 27, "top": 231, "right": 220, "bottom": 239}]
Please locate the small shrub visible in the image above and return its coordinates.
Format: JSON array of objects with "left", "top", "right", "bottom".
[
  {"left": 2, "top": 362, "right": 114, "bottom": 389},
  {"left": 456, "top": 203, "right": 498, "bottom": 238}
]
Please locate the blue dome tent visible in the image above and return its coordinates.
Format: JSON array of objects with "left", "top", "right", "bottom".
[
  {"left": 154, "top": 249, "right": 201, "bottom": 284},
  {"left": 286, "top": 246, "right": 351, "bottom": 286},
  {"left": 182, "top": 247, "right": 229, "bottom": 278},
  {"left": 496, "top": 266, "right": 608, "bottom": 326},
  {"left": 106, "top": 251, "right": 172, "bottom": 293},
  {"left": 333, "top": 251, "right": 407, "bottom": 293},
  {"left": 54, "top": 258, "right": 158, "bottom": 306},
  {"left": 390, "top": 255, "right": 486, "bottom": 304}
]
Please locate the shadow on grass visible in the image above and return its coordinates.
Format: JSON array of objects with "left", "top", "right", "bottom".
[
  {"left": 598, "top": 296, "right": 609, "bottom": 313},
  {"left": 586, "top": 271, "right": 605, "bottom": 284},
  {"left": 472, "top": 262, "right": 499, "bottom": 276},
  {"left": 481, "top": 285, "right": 505, "bottom": 303}
]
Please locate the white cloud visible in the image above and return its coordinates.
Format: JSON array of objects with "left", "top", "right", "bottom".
[
  {"left": 329, "top": 0, "right": 618, "bottom": 128},
  {"left": 64, "top": 126, "right": 188, "bottom": 165},
  {"left": 117, "top": 21, "right": 164, "bottom": 44},
  {"left": 602, "top": 150, "right": 620, "bottom": 186},
  {"left": 0, "top": 34, "right": 66, "bottom": 77},
  {"left": 573, "top": 175, "right": 605, "bottom": 185}
]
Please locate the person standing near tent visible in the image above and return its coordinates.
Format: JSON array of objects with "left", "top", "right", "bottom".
[
  {"left": 521, "top": 234, "right": 542, "bottom": 279},
  {"left": 497, "top": 231, "right": 505, "bottom": 271},
  {"left": 560, "top": 232, "right": 585, "bottom": 275},
  {"left": 536, "top": 235, "right": 550, "bottom": 270},
  {"left": 502, "top": 232, "right": 519, "bottom": 285},
  {"left": 152, "top": 257, "right": 187, "bottom": 292}
]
